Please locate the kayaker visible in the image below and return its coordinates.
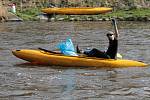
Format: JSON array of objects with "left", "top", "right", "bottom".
[{"left": 79, "top": 19, "right": 119, "bottom": 59}]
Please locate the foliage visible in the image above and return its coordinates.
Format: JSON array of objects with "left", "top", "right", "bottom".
[
  {"left": 16, "top": 8, "right": 40, "bottom": 20},
  {"left": 100, "top": 8, "right": 150, "bottom": 18}
]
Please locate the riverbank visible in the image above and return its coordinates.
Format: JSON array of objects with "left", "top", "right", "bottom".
[
  {"left": 1, "top": 0, "right": 150, "bottom": 22},
  {"left": 16, "top": 8, "right": 150, "bottom": 21}
]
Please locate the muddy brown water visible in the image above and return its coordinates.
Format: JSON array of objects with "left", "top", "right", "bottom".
[{"left": 0, "top": 21, "right": 150, "bottom": 100}]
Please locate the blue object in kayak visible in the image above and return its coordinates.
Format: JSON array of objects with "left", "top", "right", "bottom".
[{"left": 57, "top": 37, "right": 78, "bottom": 56}]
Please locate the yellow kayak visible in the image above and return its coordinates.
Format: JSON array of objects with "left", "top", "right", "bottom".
[
  {"left": 12, "top": 49, "right": 147, "bottom": 68},
  {"left": 41, "top": 7, "right": 112, "bottom": 15}
]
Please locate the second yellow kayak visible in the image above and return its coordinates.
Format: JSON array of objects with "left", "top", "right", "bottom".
[{"left": 41, "top": 7, "right": 112, "bottom": 15}]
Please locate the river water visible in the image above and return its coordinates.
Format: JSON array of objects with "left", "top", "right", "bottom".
[{"left": 0, "top": 21, "right": 150, "bottom": 100}]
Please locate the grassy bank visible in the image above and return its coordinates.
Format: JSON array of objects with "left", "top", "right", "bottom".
[
  {"left": 16, "top": 8, "right": 150, "bottom": 21},
  {"left": 101, "top": 8, "right": 150, "bottom": 21},
  {"left": 16, "top": 8, "right": 40, "bottom": 21}
]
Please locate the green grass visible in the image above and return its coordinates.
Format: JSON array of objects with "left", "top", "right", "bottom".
[
  {"left": 101, "top": 8, "right": 150, "bottom": 18},
  {"left": 16, "top": 8, "right": 40, "bottom": 20}
]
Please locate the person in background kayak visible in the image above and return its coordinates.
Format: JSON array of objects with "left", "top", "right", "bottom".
[{"left": 77, "top": 19, "right": 119, "bottom": 59}]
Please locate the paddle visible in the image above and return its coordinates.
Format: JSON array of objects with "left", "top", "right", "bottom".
[
  {"left": 38, "top": 48, "right": 60, "bottom": 54},
  {"left": 112, "top": 19, "right": 122, "bottom": 59},
  {"left": 112, "top": 18, "right": 119, "bottom": 39}
]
